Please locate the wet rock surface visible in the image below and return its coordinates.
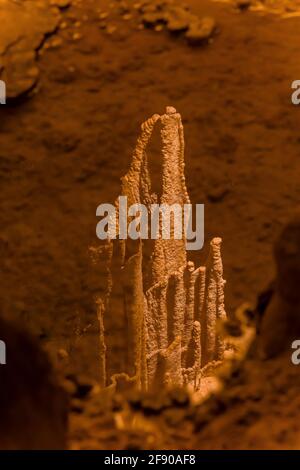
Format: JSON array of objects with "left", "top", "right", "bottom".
[{"left": 0, "top": 0, "right": 67, "bottom": 98}]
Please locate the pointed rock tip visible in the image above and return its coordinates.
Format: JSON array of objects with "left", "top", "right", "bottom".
[
  {"left": 166, "top": 106, "right": 177, "bottom": 115},
  {"left": 211, "top": 237, "right": 222, "bottom": 246}
]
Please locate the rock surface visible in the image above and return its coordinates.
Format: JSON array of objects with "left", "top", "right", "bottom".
[
  {"left": 138, "top": 0, "right": 217, "bottom": 43},
  {"left": 185, "top": 17, "right": 216, "bottom": 45},
  {"left": 0, "top": 0, "right": 66, "bottom": 98},
  {"left": 95, "top": 0, "right": 300, "bottom": 48}
]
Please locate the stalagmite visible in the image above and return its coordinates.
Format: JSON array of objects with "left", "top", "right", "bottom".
[
  {"left": 172, "top": 268, "right": 185, "bottom": 340},
  {"left": 183, "top": 262, "right": 198, "bottom": 367},
  {"left": 213, "top": 239, "right": 227, "bottom": 361},
  {"left": 96, "top": 108, "right": 227, "bottom": 392},
  {"left": 202, "top": 238, "right": 227, "bottom": 364},
  {"left": 159, "top": 336, "right": 183, "bottom": 388},
  {"left": 145, "top": 280, "right": 169, "bottom": 388},
  {"left": 122, "top": 247, "right": 145, "bottom": 387},
  {"left": 192, "top": 321, "right": 201, "bottom": 383},
  {"left": 203, "top": 266, "right": 217, "bottom": 363},
  {"left": 96, "top": 298, "right": 106, "bottom": 388},
  {"left": 198, "top": 267, "right": 206, "bottom": 321}
]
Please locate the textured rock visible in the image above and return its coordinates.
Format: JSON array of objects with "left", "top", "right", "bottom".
[
  {"left": 185, "top": 17, "right": 217, "bottom": 45},
  {"left": 0, "top": 0, "right": 66, "bottom": 98},
  {"left": 165, "top": 6, "right": 194, "bottom": 33},
  {"left": 140, "top": 1, "right": 217, "bottom": 46},
  {"left": 142, "top": 11, "right": 165, "bottom": 26}
]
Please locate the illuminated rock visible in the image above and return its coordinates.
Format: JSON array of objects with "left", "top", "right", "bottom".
[
  {"left": 0, "top": 0, "right": 67, "bottom": 98},
  {"left": 96, "top": 108, "right": 227, "bottom": 392}
]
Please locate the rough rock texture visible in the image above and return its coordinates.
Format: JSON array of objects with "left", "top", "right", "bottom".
[
  {"left": 0, "top": 316, "right": 68, "bottom": 449},
  {"left": 96, "top": 108, "right": 227, "bottom": 392},
  {"left": 141, "top": 1, "right": 217, "bottom": 43},
  {"left": 192, "top": 352, "right": 300, "bottom": 449},
  {"left": 0, "top": 0, "right": 66, "bottom": 98},
  {"left": 96, "top": 0, "right": 217, "bottom": 45},
  {"left": 185, "top": 17, "right": 216, "bottom": 45},
  {"left": 70, "top": 385, "right": 196, "bottom": 450},
  {"left": 70, "top": 214, "right": 300, "bottom": 450},
  {"left": 192, "top": 214, "right": 300, "bottom": 449},
  {"left": 69, "top": 350, "right": 300, "bottom": 450}
]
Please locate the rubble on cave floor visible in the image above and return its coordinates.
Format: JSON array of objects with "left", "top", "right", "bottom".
[
  {"left": 69, "top": 213, "right": 300, "bottom": 450},
  {"left": 97, "top": 0, "right": 217, "bottom": 45},
  {"left": 215, "top": 0, "right": 300, "bottom": 17},
  {"left": 67, "top": 351, "right": 300, "bottom": 450},
  {"left": 0, "top": 0, "right": 218, "bottom": 99}
]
